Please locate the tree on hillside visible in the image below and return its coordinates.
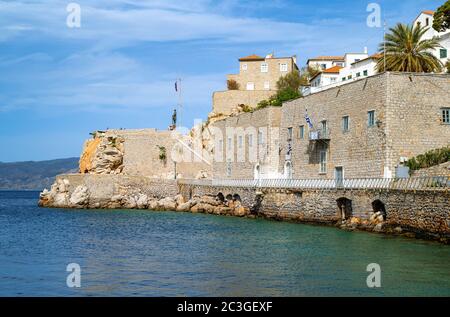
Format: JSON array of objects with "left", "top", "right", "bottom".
[
  {"left": 377, "top": 23, "right": 443, "bottom": 73},
  {"left": 433, "top": 0, "right": 450, "bottom": 32}
]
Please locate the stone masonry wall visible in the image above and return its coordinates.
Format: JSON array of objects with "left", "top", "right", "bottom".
[
  {"left": 212, "top": 90, "right": 273, "bottom": 116},
  {"left": 56, "top": 174, "right": 179, "bottom": 207},
  {"left": 384, "top": 73, "right": 450, "bottom": 173},
  {"left": 210, "top": 107, "right": 282, "bottom": 179},
  {"left": 281, "top": 73, "right": 389, "bottom": 179}
]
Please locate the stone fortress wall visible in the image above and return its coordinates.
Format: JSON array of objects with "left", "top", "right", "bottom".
[
  {"left": 39, "top": 72, "right": 450, "bottom": 243},
  {"left": 282, "top": 73, "right": 450, "bottom": 179},
  {"left": 209, "top": 106, "right": 282, "bottom": 179}
]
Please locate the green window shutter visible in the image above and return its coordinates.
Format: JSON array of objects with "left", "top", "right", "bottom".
[{"left": 440, "top": 49, "right": 447, "bottom": 59}]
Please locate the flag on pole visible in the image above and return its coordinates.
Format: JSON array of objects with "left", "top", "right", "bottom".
[
  {"left": 305, "top": 110, "right": 313, "bottom": 129},
  {"left": 175, "top": 81, "right": 178, "bottom": 92}
]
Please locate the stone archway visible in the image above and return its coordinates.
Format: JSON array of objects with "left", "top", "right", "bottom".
[
  {"left": 217, "top": 192, "right": 225, "bottom": 203},
  {"left": 337, "top": 197, "right": 353, "bottom": 220},
  {"left": 233, "top": 194, "right": 242, "bottom": 202},
  {"left": 372, "top": 200, "right": 387, "bottom": 220}
]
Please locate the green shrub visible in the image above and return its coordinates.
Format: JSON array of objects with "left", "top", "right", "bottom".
[
  {"left": 446, "top": 60, "right": 450, "bottom": 74},
  {"left": 405, "top": 147, "right": 450, "bottom": 171},
  {"left": 157, "top": 146, "right": 167, "bottom": 164}
]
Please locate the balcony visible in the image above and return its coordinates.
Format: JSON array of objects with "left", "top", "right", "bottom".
[{"left": 309, "top": 129, "right": 331, "bottom": 141}]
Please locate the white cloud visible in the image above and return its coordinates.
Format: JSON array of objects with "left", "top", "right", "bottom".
[{"left": 0, "top": 0, "right": 315, "bottom": 45}]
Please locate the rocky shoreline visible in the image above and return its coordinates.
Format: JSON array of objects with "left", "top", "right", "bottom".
[
  {"left": 39, "top": 178, "right": 251, "bottom": 216},
  {"left": 38, "top": 177, "right": 449, "bottom": 244}
]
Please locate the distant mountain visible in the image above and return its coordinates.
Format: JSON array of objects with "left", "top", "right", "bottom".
[{"left": 0, "top": 158, "right": 79, "bottom": 191}]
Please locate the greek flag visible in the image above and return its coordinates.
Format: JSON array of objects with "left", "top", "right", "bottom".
[{"left": 305, "top": 112, "right": 313, "bottom": 129}]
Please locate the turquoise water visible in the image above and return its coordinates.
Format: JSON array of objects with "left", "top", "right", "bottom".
[{"left": 0, "top": 191, "right": 449, "bottom": 296}]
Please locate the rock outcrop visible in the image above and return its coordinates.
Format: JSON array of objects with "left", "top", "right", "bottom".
[
  {"left": 79, "top": 131, "right": 124, "bottom": 175},
  {"left": 39, "top": 178, "right": 250, "bottom": 218}
]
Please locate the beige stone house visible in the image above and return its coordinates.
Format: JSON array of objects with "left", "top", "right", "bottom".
[{"left": 212, "top": 54, "right": 299, "bottom": 116}]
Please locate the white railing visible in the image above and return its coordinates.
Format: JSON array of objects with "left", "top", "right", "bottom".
[{"left": 178, "top": 176, "right": 449, "bottom": 190}]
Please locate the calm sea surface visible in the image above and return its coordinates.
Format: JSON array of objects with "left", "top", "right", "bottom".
[{"left": 0, "top": 191, "right": 449, "bottom": 297}]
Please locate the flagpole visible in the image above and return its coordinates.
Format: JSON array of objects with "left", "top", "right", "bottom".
[
  {"left": 383, "top": 19, "right": 387, "bottom": 72},
  {"left": 177, "top": 78, "right": 182, "bottom": 130}
]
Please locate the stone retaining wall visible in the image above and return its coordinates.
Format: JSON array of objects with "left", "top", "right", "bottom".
[{"left": 40, "top": 174, "right": 449, "bottom": 243}]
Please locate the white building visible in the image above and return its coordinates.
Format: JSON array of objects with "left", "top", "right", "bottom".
[
  {"left": 340, "top": 54, "right": 381, "bottom": 82},
  {"left": 307, "top": 56, "right": 345, "bottom": 71},
  {"left": 303, "top": 50, "right": 374, "bottom": 95},
  {"left": 413, "top": 10, "right": 450, "bottom": 67},
  {"left": 310, "top": 66, "right": 342, "bottom": 88}
]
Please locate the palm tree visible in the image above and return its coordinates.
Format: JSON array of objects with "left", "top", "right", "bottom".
[{"left": 377, "top": 23, "right": 443, "bottom": 73}]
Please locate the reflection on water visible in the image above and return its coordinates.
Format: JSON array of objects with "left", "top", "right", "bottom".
[{"left": 0, "top": 191, "right": 449, "bottom": 296}]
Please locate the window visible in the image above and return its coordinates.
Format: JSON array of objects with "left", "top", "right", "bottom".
[
  {"left": 242, "top": 63, "right": 248, "bottom": 71},
  {"left": 336, "top": 62, "right": 343, "bottom": 67},
  {"left": 363, "top": 70, "right": 368, "bottom": 76},
  {"left": 321, "top": 120, "right": 328, "bottom": 135},
  {"left": 331, "top": 77, "right": 337, "bottom": 83},
  {"left": 299, "top": 125, "right": 305, "bottom": 139},
  {"left": 440, "top": 49, "right": 447, "bottom": 59},
  {"left": 248, "top": 134, "right": 253, "bottom": 147},
  {"left": 238, "top": 135, "right": 243, "bottom": 148},
  {"left": 321, "top": 64, "right": 327, "bottom": 69},
  {"left": 258, "top": 131, "right": 264, "bottom": 144},
  {"left": 368, "top": 110, "right": 375, "bottom": 127},
  {"left": 287, "top": 127, "right": 293, "bottom": 141},
  {"left": 342, "top": 116, "right": 349, "bottom": 132},
  {"left": 261, "top": 63, "right": 268, "bottom": 73},
  {"left": 246, "top": 82, "right": 254, "bottom": 90},
  {"left": 442, "top": 108, "right": 450, "bottom": 124},
  {"left": 280, "top": 63, "right": 288, "bottom": 72},
  {"left": 218, "top": 139, "right": 223, "bottom": 152},
  {"left": 356, "top": 72, "right": 361, "bottom": 77},
  {"left": 264, "top": 81, "right": 270, "bottom": 90},
  {"left": 227, "top": 137, "right": 232, "bottom": 150},
  {"left": 355, "top": 59, "right": 361, "bottom": 62},
  {"left": 319, "top": 150, "right": 327, "bottom": 174},
  {"left": 347, "top": 75, "right": 352, "bottom": 80},
  {"left": 342, "top": 77, "right": 346, "bottom": 81},
  {"left": 426, "top": 18, "right": 430, "bottom": 26}
]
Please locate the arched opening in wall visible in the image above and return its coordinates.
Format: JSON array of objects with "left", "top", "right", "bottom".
[
  {"left": 372, "top": 200, "right": 387, "bottom": 220},
  {"left": 226, "top": 194, "right": 233, "bottom": 202},
  {"left": 254, "top": 164, "right": 261, "bottom": 180},
  {"left": 233, "top": 194, "right": 242, "bottom": 202},
  {"left": 284, "top": 161, "right": 293, "bottom": 179},
  {"left": 217, "top": 193, "right": 225, "bottom": 203},
  {"left": 337, "top": 198, "right": 353, "bottom": 220}
]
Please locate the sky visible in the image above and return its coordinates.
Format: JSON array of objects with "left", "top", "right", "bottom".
[{"left": 0, "top": 0, "right": 445, "bottom": 162}]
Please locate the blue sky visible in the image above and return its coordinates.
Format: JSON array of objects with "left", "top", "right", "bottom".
[{"left": 0, "top": 0, "right": 444, "bottom": 162}]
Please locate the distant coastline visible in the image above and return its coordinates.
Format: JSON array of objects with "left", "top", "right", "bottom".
[{"left": 0, "top": 157, "right": 78, "bottom": 191}]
